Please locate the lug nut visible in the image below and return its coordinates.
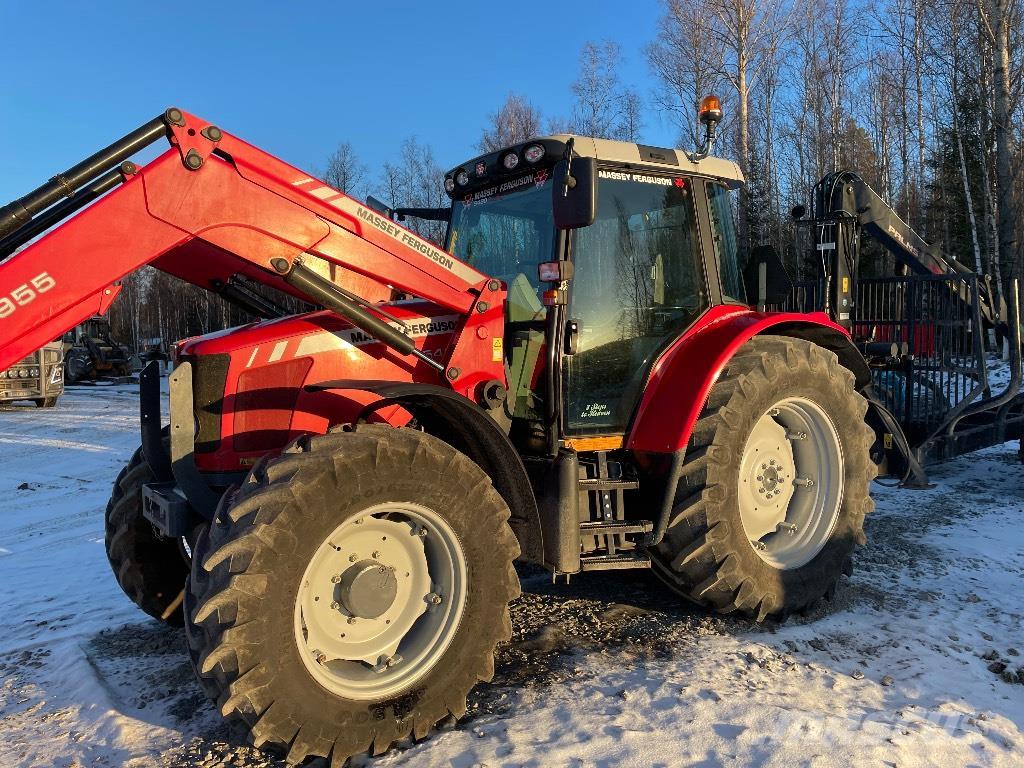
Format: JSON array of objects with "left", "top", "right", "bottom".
[
  {"left": 793, "top": 477, "right": 815, "bottom": 487},
  {"left": 347, "top": 617, "right": 357, "bottom": 625},
  {"left": 426, "top": 593, "right": 443, "bottom": 605},
  {"left": 417, "top": 527, "right": 428, "bottom": 537},
  {"left": 372, "top": 551, "right": 381, "bottom": 559},
  {"left": 750, "top": 540, "right": 767, "bottom": 551},
  {"left": 331, "top": 601, "right": 340, "bottom": 610},
  {"left": 331, "top": 575, "right": 341, "bottom": 584},
  {"left": 349, "top": 554, "right": 358, "bottom": 562}
]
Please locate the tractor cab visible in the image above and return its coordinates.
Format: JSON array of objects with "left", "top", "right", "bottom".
[{"left": 442, "top": 124, "right": 746, "bottom": 453}]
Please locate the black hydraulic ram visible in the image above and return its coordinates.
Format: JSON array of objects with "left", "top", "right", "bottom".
[
  {"left": 283, "top": 259, "right": 446, "bottom": 374},
  {"left": 0, "top": 111, "right": 170, "bottom": 248}
]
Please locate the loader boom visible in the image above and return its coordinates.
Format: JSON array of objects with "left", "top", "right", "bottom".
[{"left": 0, "top": 108, "right": 505, "bottom": 396}]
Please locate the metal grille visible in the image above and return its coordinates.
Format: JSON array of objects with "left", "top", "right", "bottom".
[{"left": 855, "top": 275, "right": 987, "bottom": 432}]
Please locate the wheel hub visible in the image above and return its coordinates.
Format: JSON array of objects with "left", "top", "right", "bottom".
[
  {"left": 338, "top": 560, "right": 398, "bottom": 619},
  {"left": 294, "top": 502, "right": 467, "bottom": 700},
  {"left": 739, "top": 414, "right": 796, "bottom": 541},
  {"left": 737, "top": 398, "right": 844, "bottom": 570}
]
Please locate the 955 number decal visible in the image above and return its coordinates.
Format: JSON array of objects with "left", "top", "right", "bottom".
[{"left": 0, "top": 272, "right": 56, "bottom": 319}]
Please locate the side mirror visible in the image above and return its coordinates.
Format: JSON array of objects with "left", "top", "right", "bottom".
[{"left": 552, "top": 156, "right": 597, "bottom": 230}]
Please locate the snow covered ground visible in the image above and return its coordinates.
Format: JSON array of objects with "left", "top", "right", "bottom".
[{"left": 1, "top": 385, "right": 1022, "bottom": 768}]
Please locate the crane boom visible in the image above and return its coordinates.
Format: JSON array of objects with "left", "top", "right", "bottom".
[{"left": 809, "top": 170, "right": 1004, "bottom": 331}]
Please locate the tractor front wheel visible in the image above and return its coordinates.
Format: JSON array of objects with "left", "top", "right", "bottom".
[
  {"left": 185, "top": 424, "right": 520, "bottom": 765},
  {"left": 651, "top": 336, "right": 876, "bottom": 621},
  {"left": 105, "top": 439, "right": 191, "bottom": 626}
]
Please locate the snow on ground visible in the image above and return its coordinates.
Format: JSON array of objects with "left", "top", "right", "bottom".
[{"left": 1, "top": 385, "right": 1023, "bottom": 768}]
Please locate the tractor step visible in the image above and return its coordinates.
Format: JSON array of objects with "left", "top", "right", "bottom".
[
  {"left": 579, "top": 519, "right": 653, "bottom": 537},
  {"left": 574, "top": 452, "right": 652, "bottom": 573},
  {"left": 577, "top": 477, "right": 639, "bottom": 491},
  {"left": 580, "top": 551, "right": 652, "bottom": 571}
]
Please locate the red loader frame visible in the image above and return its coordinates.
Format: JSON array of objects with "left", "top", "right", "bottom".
[{"left": 0, "top": 108, "right": 505, "bottom": 400}]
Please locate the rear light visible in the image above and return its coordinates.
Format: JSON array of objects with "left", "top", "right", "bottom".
[
  {"left": 542, "top": 288, "right": 567, "bottom": 306},
  {"left": 502, "top": 152, "right": 519, "bottom": 170},
  {"left": 455, "top": 170, "right": 470, "bottom": 187},
  {"left": 524, "top": 144, "right": 545, "bottom": 163},
  {"left": 444, "top": 177, "right": 455, "bottom": 193}
]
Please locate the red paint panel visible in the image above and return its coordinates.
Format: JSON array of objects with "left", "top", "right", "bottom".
[
  {"left": 233, "top": 357, "right": 313, "bottom": 453},
  {"left": 186, "top": 302, "right": 463, "bottom": 473}
]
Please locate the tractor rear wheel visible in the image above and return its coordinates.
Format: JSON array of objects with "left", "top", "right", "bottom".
[
  {"left": 105, "top": 438, "right": 191, "bottom": 626},
  {"left": 184, "top": 424, "right": 519, "bottom": 765},
  {"left": 650, "top": 336, "right": 875, "bottom": 621}
]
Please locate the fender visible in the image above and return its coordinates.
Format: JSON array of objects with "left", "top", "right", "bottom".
[
  {"left": 307, "top": 379, "right": 543, "bottom": 565},
  {"left": 628, "top": 304, "right": 864, "bottom": 454},
  {"left": 626, "top": 305, "right": 868, "bottom": 546}
]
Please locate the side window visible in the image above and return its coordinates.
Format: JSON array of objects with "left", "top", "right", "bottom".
[{"left": 707, "top": 182, "right": 746, "bottom": 304}]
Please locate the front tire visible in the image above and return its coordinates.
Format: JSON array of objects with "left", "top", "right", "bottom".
[
  {"left": 105, "top": 440, "right": 191, "bottom": 626},
  {"left": 651, "top": 336, "right": 876, "bottom": 621},
  {"left": 185, "top": 424, "right": 520, "bottom": 765}
]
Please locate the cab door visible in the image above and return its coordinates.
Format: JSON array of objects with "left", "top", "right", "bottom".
[{"left": 562, "top": 171, "right": 709, "bottom": 437}]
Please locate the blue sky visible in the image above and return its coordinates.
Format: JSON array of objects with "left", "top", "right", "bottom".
[{"left": 0, "top": 0, "right": 679, "bottom": 204}]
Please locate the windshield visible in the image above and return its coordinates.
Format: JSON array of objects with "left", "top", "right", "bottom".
[{"left": 446, "top": 169, "right": 555, "bottom": 320}]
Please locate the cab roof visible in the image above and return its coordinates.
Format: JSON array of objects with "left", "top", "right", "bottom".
[
  {"left": 444, "top": 134, "right": 744, "bottom": 197},
  {"left": 545, "top": 134, "right": 744, "bottom": 189}
]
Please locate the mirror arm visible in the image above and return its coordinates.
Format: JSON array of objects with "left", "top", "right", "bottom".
[{"left": 561, "top": 137, "right": 576, "bottom": 197}]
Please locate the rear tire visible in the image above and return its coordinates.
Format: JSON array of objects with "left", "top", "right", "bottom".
[
  {"left": 651, "top": 336, "right": 875, "bottom": 621},
  {"left": 185, "top": 424, "right": 520, "bottom": 765},
  {"left": 65, "top": 352, "right": 92, "bottom": 384},
  {"left": 105, "top": 439, "right": 191, "bottom": 626}
]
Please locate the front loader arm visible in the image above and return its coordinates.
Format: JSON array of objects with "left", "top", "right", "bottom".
[{"left": 0, "top": 108, "right": 505, "bottom": 395}]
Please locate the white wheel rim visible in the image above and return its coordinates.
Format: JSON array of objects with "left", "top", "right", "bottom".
[
  {"left": 294, "top": 501, "right": 467, "bottom": 699},
  {"left": 737, "top": 397, "right": 844, "bottom": 570}
]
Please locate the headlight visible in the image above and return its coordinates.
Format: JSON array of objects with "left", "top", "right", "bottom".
[
  {"left": 524, "top": 144, "right": 545, "bottom": 163},
  {"left": 455, "top": 170, "right": 470, "bottom": 187},
  {"left": 18, "top": 369, "right": 28, "bottom": 378},
  {"left": 0, "top": 371, "right": 6, "bottom": 378},
  {"left": 502, "top": 152, "right": 520, "bottom": 171},
  {"left": 30, "top": 368, "right": 39, "bottom": 377},
  {"left": 444, "top": 177, "right": 455, "bottom": 193}
]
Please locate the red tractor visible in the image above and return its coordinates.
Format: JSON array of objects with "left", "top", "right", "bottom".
[{"left": 0, "top": 103, "right": 880, "bottom": 764}]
